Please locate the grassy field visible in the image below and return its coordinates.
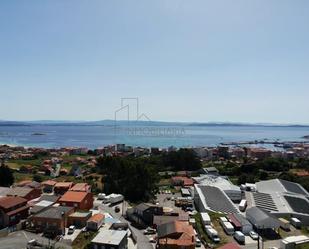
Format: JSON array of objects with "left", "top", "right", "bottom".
[
  {"left": 7, "top": 162, "right": 22, "bottom": 169},
  {"left": 14, "top": 172, "right": 34, "bottom": 182}
]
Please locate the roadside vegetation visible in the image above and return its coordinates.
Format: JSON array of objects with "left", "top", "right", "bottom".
[{"left": 96, "top": 149, "right": 202, "bottom": 203}]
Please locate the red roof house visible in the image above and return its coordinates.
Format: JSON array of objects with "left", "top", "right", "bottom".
[
  {"left": 58, "top": 191, "right": 93, "bottom": 210},
  {"left": 70, "top": 183, "right": 91, "bottom": 193},
  {"left": 0, "top": 196, "right": 29, "bottom": 228}
]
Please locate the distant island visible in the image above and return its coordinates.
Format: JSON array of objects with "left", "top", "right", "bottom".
[
  {"left": 1, "top": 120, "right": 309, "bottom": 127},
  {"left": 303, "top": 135, "right": 309, "bottom": 139}
]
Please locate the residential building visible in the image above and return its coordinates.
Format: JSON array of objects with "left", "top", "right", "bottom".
[
  {"left": 247, "top": 148, "right": 271, "bottom": 160},
  {"left": 91, "top": 230, "right": 128, "bottom": 249},
  {"left": 70, "top": 183, "right": 91, "bottom": 193},
  {"left": 31, "top": 206, "right": 74, "bottom": 235},
  {"left": 41, "top": 180, "right": 57, "bottom": 193},
  {"left": 0, "top": 196, "right": 29, "bottom": 228},
  {"left": 157, "top": 220, "right": 195, "bottom": 249},
  {"left": 171, "top": 176, "right": 194, "bottom": 187},
  {"left": 87, "top": 213, "right": 105, "bottom": 231},
  {"left": 7, "top": 187, "right": 41, "bottom": 201},
  {"left": 67, "top": 211, "right": 92, "bottom": 228},
  {"left": 30, "top": 200, "right": 55, "bottom": 215},
  {"left": 58, "top": 191, "right": 93, "bottom": 210},
  {"left": 202, "top": 167, "right": 219, "bottom": 176},
  {"left": 126, "top": 203, "right": 164, "bottom": 227},
  {"left": 54, "top": 182, "right": 74, "bottom": 195},
  {"left": 0, "top": 187, "right": 10, "bottom": 198}
]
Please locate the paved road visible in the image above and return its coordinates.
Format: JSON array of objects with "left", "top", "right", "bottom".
[
  {"left": 0, "top": 231, "right": 71, "bottom": 249},
  {"left": 99, "top": 203, "right": 153, "bottom": 249}
]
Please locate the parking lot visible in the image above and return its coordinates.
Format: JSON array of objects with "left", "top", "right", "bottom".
[
  {"left": 156, "top": 192, "right": 183, "bottom": 212},
  {"left": 0, "top": 231, "right": 71, "bottom": 249}
]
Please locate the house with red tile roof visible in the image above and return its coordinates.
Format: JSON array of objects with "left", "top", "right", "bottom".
[
  {"left": 70, "top": 183, "right": 91, "bottom": 193},
  {"left": 157, "top": 220, "right": 195, "bottom": 249},
  {"left": 58, "top": 191, "right": 93, "bottom": 210},
  {"left": 54, "top": 182, "right": 74, "bottom": 195},
  {"left": 0, "top": 196, "right": 29, "bottom": 228},
  {"left": 7, "top": 187, "right": 41, "bottom": 201},
  {"left": 171, "top": 176, "right": 194, "bottom": 187},
  {"left": 87, "top": 213, "right": 105, "bottom": 231}
]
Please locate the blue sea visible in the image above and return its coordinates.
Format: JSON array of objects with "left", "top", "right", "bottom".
[{"left": 0, "top": 124, "right": 308, "bottom": 149}]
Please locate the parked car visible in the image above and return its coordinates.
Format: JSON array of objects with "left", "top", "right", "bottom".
[
  {"left": 249, "top": 231, "right": 259, "bottom": 240},
  {"left": 68, "top": 225, "right": 75, "bottom": 235},
  {"left": 195, "top": 238, "right": 202, "bottom": 247},
  {"left": 234, "top": 231, "right": 245, "bottom": 244}
]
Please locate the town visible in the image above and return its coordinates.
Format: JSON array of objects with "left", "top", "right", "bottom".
[{"left": 0, "top": 142, "right": 308, "bottom": 249}]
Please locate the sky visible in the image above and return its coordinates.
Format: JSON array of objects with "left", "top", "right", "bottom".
[{"left": 0, "top": 0, "right": 308, "bottom": 124}]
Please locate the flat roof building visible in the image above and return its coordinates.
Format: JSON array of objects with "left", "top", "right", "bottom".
[{"left": 91, "top": 230, "right": 128, "bottom": 249}]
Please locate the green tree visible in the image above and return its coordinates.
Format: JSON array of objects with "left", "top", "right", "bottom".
[
  {"left": 33, "top": 174, "right": 43, "bottom": 183},
  {"left": 97, "top": 156, "right": 159, "bottom": 202},
  {"left": 161, "top": 149, "right": 201, "bottom": 171},
  {"left": 0, "top": 164, "right": 14, "bottom": 187}
]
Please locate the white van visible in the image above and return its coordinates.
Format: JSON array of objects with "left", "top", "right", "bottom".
[
  {"left": 219, "top": 217, "right": 228, "bottom": 225},
  {"left": 222, "top": 221, "right": 235, "bottom": 235},
  {"left": 291, "top": 217, "right": 301, "bottom": 229},
  {"left": 239, "top": 199, "right": 247, "bottom": 212},
  {"left": 201, "top": 212, "right": 211, "bottom": 225}
]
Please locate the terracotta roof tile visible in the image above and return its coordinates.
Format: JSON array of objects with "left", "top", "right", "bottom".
[
  {"left": 88, "top": 213, "right": 104, "bottom": 223},
  {"left": 0, "top": 196, "right": 27, "bottom": 209},
  {"left": 59, "top": 191, "right": 88, "bottom": 203},
  {"left": 55, "top": 182, "right": 73, "bottom": 188},
  {"left": 70, "top": 183, "right": 90, "bottom": 192}
]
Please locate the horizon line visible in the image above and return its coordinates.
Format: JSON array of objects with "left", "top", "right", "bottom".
[{"left": 1, "top": 119, "right": 309, "bottom": 126}]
